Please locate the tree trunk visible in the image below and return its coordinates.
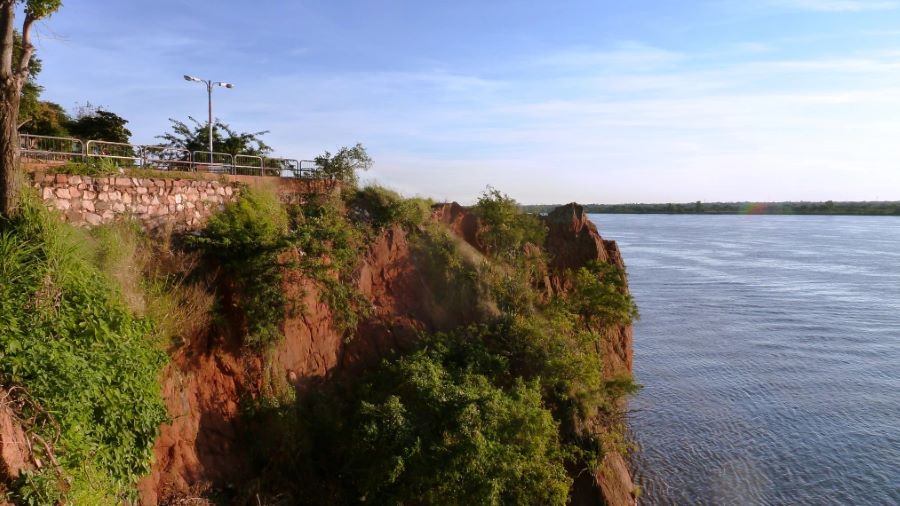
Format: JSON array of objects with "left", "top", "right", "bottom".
[{"left": 0, "top": 81, "right": 22, "bottom": 219}]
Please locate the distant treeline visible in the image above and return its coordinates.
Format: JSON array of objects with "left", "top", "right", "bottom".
[{"left": 522, "top": 201, "right": 900, "bottom": 216}]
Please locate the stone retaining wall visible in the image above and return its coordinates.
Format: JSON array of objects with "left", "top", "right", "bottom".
[{"left": 34, "top": 173, "right": 240, "bottom": 231}]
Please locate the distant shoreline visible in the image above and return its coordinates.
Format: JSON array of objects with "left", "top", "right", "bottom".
[{"left": 522, "top": 201, "right": 900, "bottom": 216}]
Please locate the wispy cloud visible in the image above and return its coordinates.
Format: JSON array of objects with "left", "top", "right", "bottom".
[{"left": 235, "top": 42, "right": 900, "bottom": 203}]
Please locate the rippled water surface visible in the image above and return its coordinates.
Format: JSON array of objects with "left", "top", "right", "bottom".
[{"left": 589, "top": 214, "right": 900, "bottom": 506}]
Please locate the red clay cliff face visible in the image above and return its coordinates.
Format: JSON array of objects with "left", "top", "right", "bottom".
[
  {"left": 139, "top": 203, "right": 636, "bottom": 506},
  {"left": 0, "top": 391, "right": 29, "bottom": 485}
]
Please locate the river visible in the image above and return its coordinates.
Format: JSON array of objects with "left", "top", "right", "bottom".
[{"left": 589, "top": 214, "right": 900, "bottom": 505}]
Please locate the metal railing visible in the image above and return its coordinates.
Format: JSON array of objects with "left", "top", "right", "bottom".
[
  {"left": 86, "top": 140, "right": 142, "bottom": 166},
  {"left": 141, "top": 145, "right": 193, "bottom": 171},
  {"left": 234, "top": 154, "right": 264, "bottom": 176},
  {"left": 192, "top": 151, "right": 234, "bottom": 174},
  {"left": 18, "top": 133, "right": 321, "bottom": 179},
  {"left": 19, "top": 134, "right": 84, "bottom": 162}
]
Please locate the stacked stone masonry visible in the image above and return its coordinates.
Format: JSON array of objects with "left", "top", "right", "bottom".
[{"left": 34, "top": 174, "right": 240, "bottom": 231}]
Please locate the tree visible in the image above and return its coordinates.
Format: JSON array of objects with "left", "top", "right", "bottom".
[
  {"left": 314, "top": 143, "right": 371, "bottom": 186},
  {"left": 474, "top": 186, "right": 547, "bottom": 257},
  {"left": 19, "top": 99, "right": 68, "bottom": 136},
  {"left": 68, "top": 105, "right": 132, "bottom": 143},
  {"left": 157, "top": 116, "right": 271, "bottom": 157},
  {"left": 1, "top": 0, "right": 63, "bottom": 218}
]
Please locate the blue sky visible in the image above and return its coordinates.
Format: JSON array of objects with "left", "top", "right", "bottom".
[{"left": 23, "top": 0, "right": 900, "bottom": 203}]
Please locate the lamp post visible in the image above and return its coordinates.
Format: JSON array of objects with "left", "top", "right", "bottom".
[{"left": 183, "top": 75, "right": 234, "bottom": 163}]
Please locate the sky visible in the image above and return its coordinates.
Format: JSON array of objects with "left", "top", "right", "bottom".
[{"left": 20, "top": 0, "right": 900, "bottom": 203}]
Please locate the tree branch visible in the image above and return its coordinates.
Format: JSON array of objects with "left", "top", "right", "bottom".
[{"left": 16, "top": 12, "right": 36, "bottom": 80}]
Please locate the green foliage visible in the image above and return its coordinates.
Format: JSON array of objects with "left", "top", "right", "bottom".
[
  {"left": 0, "top": 197, "right": 167, "bottom": 502},
  {"left": 476, "top": 252, "right": 546, "bottom": 315},
  {"left": 474, "top": 186, "right": 547, "bottom": 257},
  {"left": 290, "top": 196, "right": 370, "bottom": 337},
  {"left": 22, "top": 0, "right": 64, "bottom": 20},
  {"left": 55, "top": 156, "right": 120, "bottom": 176},
  {"left": 348, "top": 184, "right": 432, "bottom": 230},
  {"left": 18, "top": 100, "right": 70, "bottom": 136},
  {"left": 188, "top": 187, "right": 290, "bottom": 349},
  {"left": 280, "top": 336, "right": 572, "bottom": 506},
  {"left": 412, "top": 222, "right": 478, "bottom": 290},
  {"left": 567, "top": 260, "right": 639, "bottom": 328},
  {"left": 314, "top": 143, "right": 372, "bottom": 186},
  {"left": 157, "top": 117, "right": 272, "bottom": 156},
  {"left": 68, "top": 105, "right": 132, "bottom": 143}
]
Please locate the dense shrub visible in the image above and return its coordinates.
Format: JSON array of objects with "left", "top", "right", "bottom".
[
  {"left": 188, "top": 187, "right": 290, "bottom": 349},
  {"left": 567, "top": 260, "right": 639, "bottom": 328},
  {"left": 0, "top": 198, "right": 167, "bottom": 503},
  {"left": 348, "top": 184, "right": 432, "bottom": 230},
  {"left": 473, "top": 186, "right": 547, "bottom": 257},
  {"left": 278, "top": 331, "right": 572, "bottom": 506}
]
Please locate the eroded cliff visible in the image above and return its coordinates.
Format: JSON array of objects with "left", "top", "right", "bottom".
[
  {"left": 0, "top": 186, "right": 636, "bottom": 505},
  {"left": 138, "top": 201, "right": 636, "bottom": 505}
]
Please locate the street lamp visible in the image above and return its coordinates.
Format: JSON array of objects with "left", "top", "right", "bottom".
[{"left": 183, "top": 75, "right": 234, "bottom": 163}]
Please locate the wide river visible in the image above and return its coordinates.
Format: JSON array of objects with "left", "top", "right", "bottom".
[{"left": 589, "top": 214, "right": 900, "bottom": 506}]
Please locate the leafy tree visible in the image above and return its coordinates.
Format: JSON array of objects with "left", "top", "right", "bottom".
[
  {"left": 157, "top": 116, "right": 271, "bottom": 156},
  {"left": 314, "top": 143, "right": 372, "bottom": 186},
  {"left": 1, "top": 0, "right": 63, "bottom": 218},
  {"left": 67, "top": 105, "right": 132, "bottom": 143},
  {"left": 474, "top": 186, "right": 547, "bottom": 257},
  {"left": 19, "top": 100, "right": 69, "bottom": 136}
]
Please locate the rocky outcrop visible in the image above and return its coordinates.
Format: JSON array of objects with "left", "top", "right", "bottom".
[
  {"left": 0, "top": 391, "right": 29, "bottom": 483},
  {"left": 543, "top": 203, "right": 636, "bottom": 505},
  {"left": 544, "top": 203, "right": 633, "bottom": 376},
  {"left": 431, "top": 202, "right": 485, "bottom": 252}
]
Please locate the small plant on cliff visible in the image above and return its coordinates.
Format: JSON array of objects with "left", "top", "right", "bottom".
[
  {"left": 473, "top": 186, "right": 547, "bottom": 258},
  {"left": 566, "top": 260, "right": 639, "bottom": 328},
  {"left": 188, "top": 187, "right": 291, "bottom": 349},
  {"left": 0, "top": 195, "right": 167, "bottom": 503}
]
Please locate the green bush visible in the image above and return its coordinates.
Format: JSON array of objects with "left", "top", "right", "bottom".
[
  {"left": 288, "top": 338, "right": 572, "bottom": 505},
  {"left": 473, "top": 186, "right": 547, "bottom": 257},
  {"left": 188, "top": 187, "right": 291, "bottom": 349},
  {"left": 567, "top": 260, "right": 639, "bottom": 328},
  {"left": 0, "top": 197, "right": 167, "bottom": 503},
  {"left": 348, "top": 184, "right": 432, "bottom": 230}
]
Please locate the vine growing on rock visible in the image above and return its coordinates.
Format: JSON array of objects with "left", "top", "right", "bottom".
[{"left": 187, "top": 186, "right": 291, "bottom": 349}]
